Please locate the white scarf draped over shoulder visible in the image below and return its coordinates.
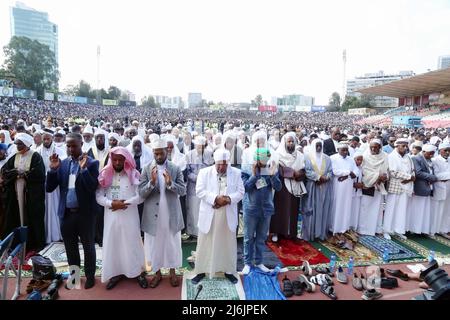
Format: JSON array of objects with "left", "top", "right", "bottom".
[{"left": 362, "top": 148, "right": 388, "bottom": 193}]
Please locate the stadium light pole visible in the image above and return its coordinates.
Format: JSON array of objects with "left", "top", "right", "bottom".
[{"left": 97, "top": 45, "right": 101, "bottom": 105}]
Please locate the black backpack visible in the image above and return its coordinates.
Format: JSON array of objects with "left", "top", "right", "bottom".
[{"left": 30, "top": 255, "right": 56, "bottom": 280}]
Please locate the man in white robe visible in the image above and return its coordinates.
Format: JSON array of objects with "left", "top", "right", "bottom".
[
  {"left": 383, "top": 138, "right": 415, "bottom": 240},
  {"left": 36, "top": 129, "right": 66, "bottom": 243},
  {"left": 358, "top": 139, "right": 389, "bottom": 236},
  {"left": 96, "top": 147, "right": 147, "bottom": 290},
  {"left": 330, "top": 143, "right": 357, "bottom": 234},
  {"left": 81, "top": 124, "right": 95, "bottom": 153},
  {"left": 191, "top": 149, "right": 244, "bottom": 285},
  {"left": 350, "top": 151, "right": 364, "bottom": 230},
  {"left": 431, "top": 143, "right": 450, "bottom": 237}
]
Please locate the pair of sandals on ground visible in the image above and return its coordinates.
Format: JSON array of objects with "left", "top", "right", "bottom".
[{"left": 106, "top": 270, "right": 179, "bottom": 290}]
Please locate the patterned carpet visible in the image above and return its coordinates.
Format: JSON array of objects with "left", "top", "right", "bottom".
[
  {"left": 359, "top": 235, "right": 423, "bottom": 261},
  {"left": 266, "top": 239, "right": 330, "bottom": 266}
]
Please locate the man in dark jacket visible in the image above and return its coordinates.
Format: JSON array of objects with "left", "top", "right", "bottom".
[
  {"left": 323, "top": 127, "right": 341, "bottom": 156},
  {"left": 46, "top": 133, "right": 99, "bottom": 289}
]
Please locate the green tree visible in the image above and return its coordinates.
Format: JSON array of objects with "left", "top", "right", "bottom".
[
  {"left": 329, "top": 92, "right": 341, "bottom": 108},
  {"left": 1, "top": 36, "right": 59, "bottom": 99},
  {"left": 255, "top": 94, "right": 263, "bottom": 106},
  {"left": 341, "top": 94, "right": 375, "bottom": 111},
  {"left": 141, "top": 95, "right": 157, "bottom": 108},
  {"left": 107, "top": 86, "right": 121, "bottom": 100},
  {"left": 75, "top": 80, "right": 94, "bottom": 98},
  {"left": 63, "top": 85, "right": 77, "bottom": 96}
]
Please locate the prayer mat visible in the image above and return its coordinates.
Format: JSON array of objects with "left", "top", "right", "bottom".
[
  {"left": 182, "top": 272, "right": 245, "bottom": 300},
  {"left": 38, "top": 242, "right": 103, "bottom": 276},
  {"left": 236, "top": 238, "right": 283, "bottom": 271},
  {"left": 359, "top": 235, "right": 422, "bottom": 261},
  {"left": 266, "top": 239, "right": 329, "bottom": 266},
  {"left": 243, "top": 266, "right": 285, "bottom": 300},
  {"left": 394, "top": 234, "right": 450, "bottom": 257},
  {"left": 320, "top": 239, "right": 379, "bottom": 265}
]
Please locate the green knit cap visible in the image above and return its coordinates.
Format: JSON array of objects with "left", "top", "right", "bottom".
[{"left": 254, "top": 148, "right": 271, "bottom": 162}]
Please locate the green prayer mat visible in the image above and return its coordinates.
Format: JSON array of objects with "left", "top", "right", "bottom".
[{"left": 184, "top": 277, "right": 241, "bottom": 300}]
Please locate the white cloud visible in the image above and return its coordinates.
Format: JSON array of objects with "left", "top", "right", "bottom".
[{"left": 1, "top": 0, "right": 449, "bottom": 104}]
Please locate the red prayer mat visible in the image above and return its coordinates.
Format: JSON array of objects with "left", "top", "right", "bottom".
[{"left": 267, "top": 239, "right": 329, "bottom": 266}]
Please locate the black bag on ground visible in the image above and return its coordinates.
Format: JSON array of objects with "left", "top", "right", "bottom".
[{"left": 31, "top": 255, "right": 56, "bottom": 280}]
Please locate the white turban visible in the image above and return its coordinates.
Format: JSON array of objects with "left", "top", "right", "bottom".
[
  {"left": 422, "top": 144, "right": 437, "bottom": 153},
  {"left": 213, "top": 149, "right": 230, "bottom": 163},
  {"left": 430, "top": 136, "right": 442, "bottom": 145},
  {"left": 109, "top": 132, "right": 120, "bottom": 142},
  {"left": 438, "top": 143, "right": 450, "bottom": 150},
  {"left": 370, "top": 139, "right": 382, "bottom": 146},
  {"left": 193, "top": 136, "right": 207, "bottom": 146},
  {"left": 57, "top": 129, "right": 66, "bottom": 136},
  {"left": 151, "top": 138, "right": 167, "bottom": 150},
  {"left": 337, "top": 143, "right": 349, "bottom": 149},
  {"left": 94, "top": 128, "right": 108, "bottom": 137},
  {"left": 83, "top": 124, "right": 94, "bottom": 135},
  {"left": 394, "top": 138, "right": 409, "bottom": 146},
  {"left": 15, "top": 133, "right": 33, "bottom": 148}
]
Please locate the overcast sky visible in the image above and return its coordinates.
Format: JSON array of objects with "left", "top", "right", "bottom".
[{"left": 1, "top": 0, "right": 450, "bottom": 104}]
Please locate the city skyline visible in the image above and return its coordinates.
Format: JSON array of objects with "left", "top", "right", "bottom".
[{"left": 1, "top": 0, "right": 450, "bottom": 105}]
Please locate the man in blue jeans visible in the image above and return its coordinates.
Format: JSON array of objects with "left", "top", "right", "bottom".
[{"left": 241, "top": 148, "right": 282, "bottom": 275}]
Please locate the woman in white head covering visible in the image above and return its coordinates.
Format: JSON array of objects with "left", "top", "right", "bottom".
[
  {"left": 268, "top": 129, "right": 281, "bottom": 154},
  {"left": 127, "top": 135, "right": 154, "bottom": 173}
]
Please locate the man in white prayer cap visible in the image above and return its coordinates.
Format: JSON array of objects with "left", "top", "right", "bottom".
[
  {"left": 138, "top": 137, "right": 186, "bottom": 288},
  {"left": 410, "top": 144, "right": 438, "bottom": 235},
  {"left": 82, "top": 124, "right": 95, "bottom": 153},
  {"left": 383, "top": 138, "right": 415, "bottom": 240},
  {"left": 191, "top": 149, "right": 244, "bottom": 285}
]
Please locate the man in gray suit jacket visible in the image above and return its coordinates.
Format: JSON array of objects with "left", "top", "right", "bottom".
[
  {"left": 138, "top": 138, "right": 186, "bottom": 288},
  {"left": 410, "top": 144, "right": 438, "bottom": 235}
]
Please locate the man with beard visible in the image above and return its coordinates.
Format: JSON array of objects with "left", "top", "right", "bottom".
[
  {"left": 108, "top": 133, "right": 121, "bottom": 149},
  {"left": 96, "top": 147, "right": 148, "bottom": 290},
  {"left": 1, "top": 133, "right": 46, "bottom": 250},
  {"left": 270, "top": 132, "right": 306, "bottom": 241},
  {"left": 323, "top": 127, "right": 341, "bottom": 156},
  {"left": 87, "top": 128, "right": 110, "bottom": 246},
  {"left": 36, "top": 129, "right": 67, "bottom": 243},
  {"left": 139, "top": 138, "right": 186, "bottom": 288},
  {"left": 82, "top": 124, "right": 95, "bottom": 153}
]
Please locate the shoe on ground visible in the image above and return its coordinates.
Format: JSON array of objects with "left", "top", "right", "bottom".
[
  {"left": 297, "top": 274, "right": 316, "bottom": 293},
  {"left": 224, "top": 273, "right": 238, "bottom": 284},
  {"left": 272, "top": 234, "right": 278, "bottom": 242},
  {"left": 292, "top": 280, "right": 304, "bottom": 296},
  {"left": 240, "top": 265, "right": 251, "bottom": 275},
  {"left": 301, "top": 261, "right": 313, "bottom": 276},
  {"left": 191, "top": 273, "right": 205, "bottom": 285},
  {"left": 137, "top": 273, "right": 148, "bottom": 289},
  {"left": 383, "top": 233, "right": 392, "bottom": 240},
  {"left": 257, "top": 264, "right": 270, "bottom": 273},
  {"left": 362, "top": 289, "right": 383, "bottom": 300},
  {"left": 106, "top": 275, "right": 123, "bottom": 290},
  {"left": 352, "top": 273, "right": 363, "bottom": 291},
  {"left": 282, "top": 275, "right": 294, "bottom": 298},
  {"left": 84, "top": 277, "right": 96, "bottom": 290},
  {"left": 336, "top": 266, "right": 348, "bottom": 284},
  {"left": 395, "top": 233, "right": 407, "bottom": 240}
]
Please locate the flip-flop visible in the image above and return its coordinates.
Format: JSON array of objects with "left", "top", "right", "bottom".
[{"left": 320, "top": 284, "right": 337, "bottom": 300}]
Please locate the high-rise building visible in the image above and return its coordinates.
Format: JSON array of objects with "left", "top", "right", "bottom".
[
  {"left": 346, "top": 70, "right": 415, "bottom": 109},
  {"left": 438, "top": 55, "right": 450, "bottom": 70},
  {"left": 10, "top": 2, "right": 59, "bottom": 62},
  {"left": 188, "top": 93, "right": 203, "bottom": 108},
  {"left": 155, "top": 95, "right": 184, "bottom": 109}
]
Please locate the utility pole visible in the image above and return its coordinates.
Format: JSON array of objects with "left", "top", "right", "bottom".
[
  {"left": 97, "top": 45, "right": 101, "bottom": 105},
  {"left": 342, "top": 49, "right": 347, "bottom": 106}
]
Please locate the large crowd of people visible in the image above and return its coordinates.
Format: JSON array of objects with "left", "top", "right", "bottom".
[{"left": 0, "top": 97, "right": 449, "bottom": 297}]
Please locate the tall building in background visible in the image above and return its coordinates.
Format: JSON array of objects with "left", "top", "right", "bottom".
[
  {"left": 10, "top": 2, "right": 59, "bottom": 63},
  {"left": 188, "top": 92, "right": 202, "bottom": 108},
  {"left": 346, "top": 70, "right": 415, "bottom": 109},
  {"left": 438, "top": 55, "right": 450, "bottom": 70}
]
